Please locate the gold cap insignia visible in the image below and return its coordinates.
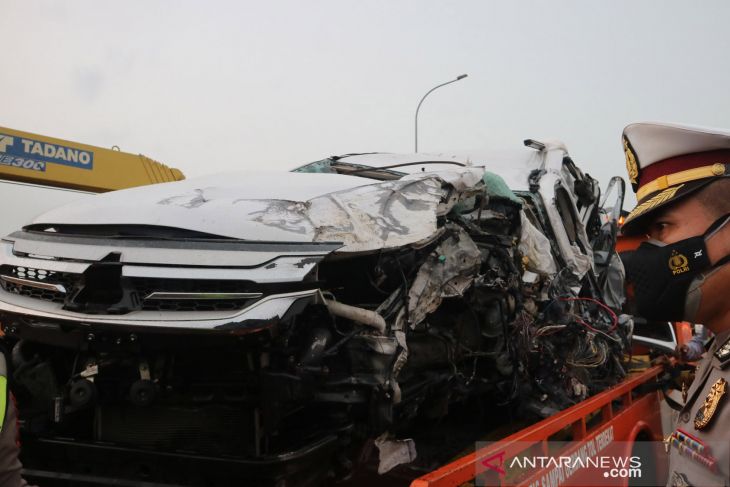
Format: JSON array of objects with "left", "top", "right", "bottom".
[
  {"left": 624, "top": 137, "right": 639, "bottom": 186},
  {"left": 624, "top": 184, "right": 684, "bottom": 226},
  {"left": 694, "top": 377, "right": 727, "bottom": 430},
  {"left": 669, "top": 251, "right": 690, "bottom": 275}
]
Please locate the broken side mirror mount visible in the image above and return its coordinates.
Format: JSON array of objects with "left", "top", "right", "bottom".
[
  {"left": 591, "top": 177, "right": 627, "bottom": 310},
  {"left": 600, "top": 176, "right": 626, "bottom": 227},
  {"left": 592, "top": 176, "right": 626, "bottom": 254}
]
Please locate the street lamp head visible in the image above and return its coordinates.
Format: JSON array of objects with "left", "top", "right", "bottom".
[{"left": 414, "top": 73, "right": 469, "bottom": 152}]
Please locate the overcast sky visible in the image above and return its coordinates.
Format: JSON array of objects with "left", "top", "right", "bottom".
[{"left": 3, "top": 1, "right": 730, "bottom": 214}]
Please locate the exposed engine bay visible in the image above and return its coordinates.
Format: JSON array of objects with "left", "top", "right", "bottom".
[{"left": 0, "top": 143, "right": 630, "bottom": 486}]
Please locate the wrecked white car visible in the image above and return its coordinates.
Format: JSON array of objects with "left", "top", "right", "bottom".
[{"left": 0, "top": 142, "right": 628, "bottom": 486}]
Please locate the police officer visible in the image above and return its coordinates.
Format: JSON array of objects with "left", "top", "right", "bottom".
[
  {"left": 0, "top": 348, "right": 32, "bottom": 487},
  {"left": 621, "top": 122, "right": 730, "bottom": 486}
]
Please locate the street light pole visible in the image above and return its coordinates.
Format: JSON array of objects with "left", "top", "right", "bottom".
[{"left": 414, "top": 74, "right": 468, "bottom": 152}]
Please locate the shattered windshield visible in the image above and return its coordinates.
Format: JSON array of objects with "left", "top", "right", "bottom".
[
  {"left": 293, "top": 157, "right": 410, "bottom": 180},
  {"left": 293, "top": 157, "right": 406, "bottom": 180}
]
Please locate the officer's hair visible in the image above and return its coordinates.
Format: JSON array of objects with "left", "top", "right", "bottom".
[{"left": 696, "top": 178, "right": 730, "bottom": 217}]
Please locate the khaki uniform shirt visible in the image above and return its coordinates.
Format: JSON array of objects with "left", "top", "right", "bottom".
[{"left": 667, "top": 330, "right": 730, "bottom": 486}]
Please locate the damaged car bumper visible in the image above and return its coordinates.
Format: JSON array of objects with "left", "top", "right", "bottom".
[{"left": 0, "top": 232, "right": 339, "bottom": 332}]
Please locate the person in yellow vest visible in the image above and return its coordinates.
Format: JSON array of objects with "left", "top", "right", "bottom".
[
  {"left": 620, "top": 122, "right": 730, "bottom": 486},
  {"left": 0, "top": 349, "right": 33, "bottom": 487}
]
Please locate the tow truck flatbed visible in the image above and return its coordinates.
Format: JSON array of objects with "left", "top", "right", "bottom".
[{"left": 411, "top": 365, "right": 667, "bottom": 487}]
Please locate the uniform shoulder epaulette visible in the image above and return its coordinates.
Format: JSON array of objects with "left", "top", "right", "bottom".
[{"left": 714, "top": 335, "right": 730, "bottom": 369}]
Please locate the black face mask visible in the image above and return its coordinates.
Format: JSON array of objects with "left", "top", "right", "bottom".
[{"left": 625, "top": 214, "right": 730, "bottom": 322}]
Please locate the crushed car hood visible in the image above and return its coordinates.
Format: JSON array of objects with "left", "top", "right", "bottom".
[{"left": 31, "top": 169, "right": 485, "bottom": 252}]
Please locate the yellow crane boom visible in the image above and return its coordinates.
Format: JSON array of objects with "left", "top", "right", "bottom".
[{"left": 0, "top": 126, "right": 184, "bottom": 192}]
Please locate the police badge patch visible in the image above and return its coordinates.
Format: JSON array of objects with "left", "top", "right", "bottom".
[{"left": 694, "top": 378, "right": 727, "bottom": 430}]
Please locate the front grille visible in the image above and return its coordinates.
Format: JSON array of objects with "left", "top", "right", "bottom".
[
  {"left": 0, "top": 266, "right": 263, "bottom": 313},
  {"left": 141, "top": 298, "right": 257, "bottom": 312},
  {"left": 131, "top": 277, "right": 259, "bottom": 295},
  {"left": 6, "top": 265, "right": 79, "bottom": 289},
  {"left": 2, "top": 281, "right": 65, "bottom": 303},
  {"left": 0, "top": 265, "right": 80, "bottom": 304},
  {"left": 133, "top": 278, "right": 261, "bottom": 312}
]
